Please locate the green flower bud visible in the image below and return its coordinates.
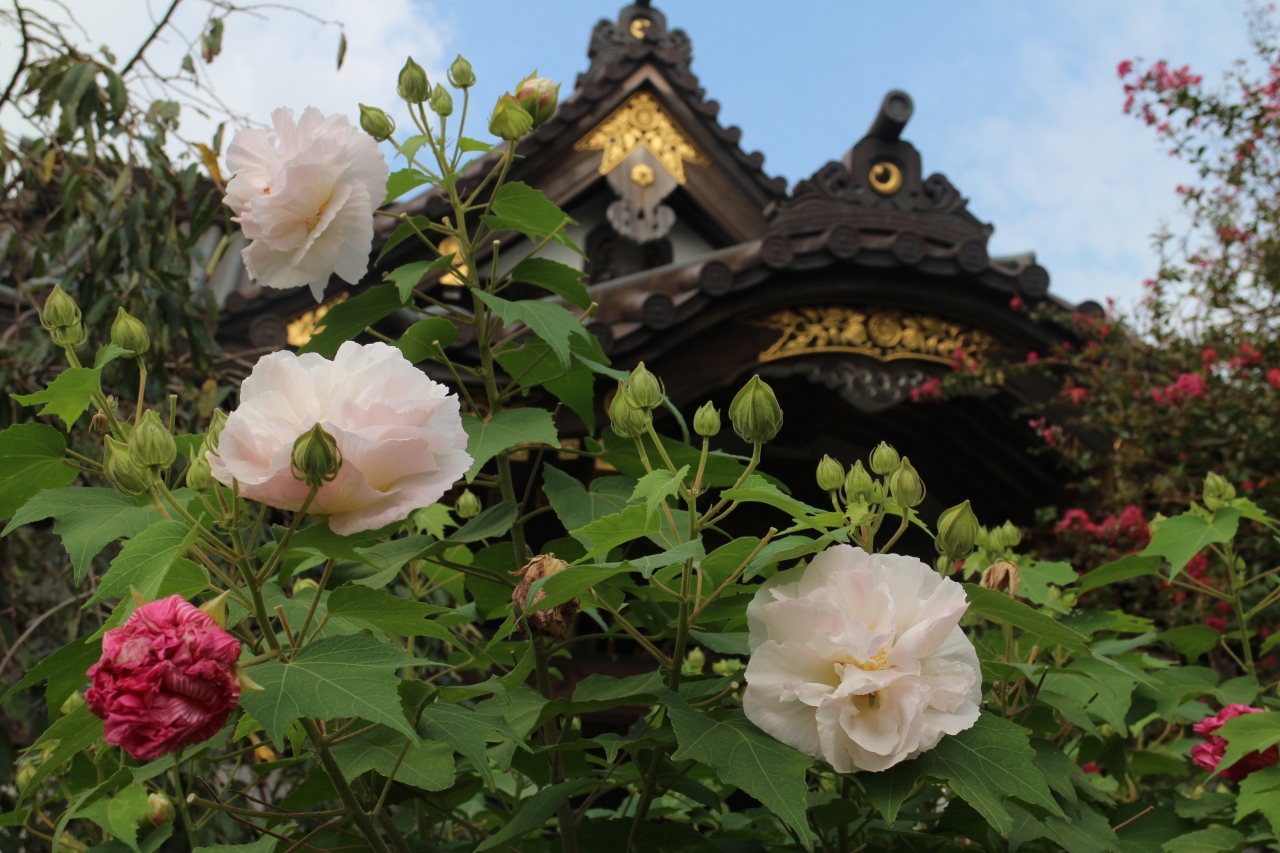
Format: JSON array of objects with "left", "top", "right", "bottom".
[
  {"left": 867, "top": 480, "right": 885, "bottom": 505},
  {"left": 489, "top": 93, "right": 533, "bottom": 141},
  {"left": 206, "top": 409, "right": 228, "bottom": 453},
  {"left": 49, "top": 322, "right": 86, "bottom": 348},
  {"left": 397, "top": 57, "right": 430, "bottom": 104},
  {"left": 816, "top": 454, "right": 844, "bottom": 492},
  {"left": 428, "top": 83, "right": 453, "bottom": 117},
  {"left": 886, "top": 457, "right": 925, "bottom": 508},
  {"left": 456, "top": 488, "right": 482, "bottom": 519},
  {"left": 185, "top": 443, "right": 212, "bottom": 491},
  {"left": 681, "top": 647, "right": 706, "bottom": 676},
  {"left": 110, "top": 307, "right": 150, "bottom": 357},
  {"left": 359, "top": 103, "right": 395, "bottom": 141},
  {"left": 141, "top": 792, "right": 175, "bottom": 827},
  {"left": 515, "top": 74, "right": 560, "bottom": 127},
  {"left": 58, "top": 690, "right": 84, "bottom": 716},
  {"left": 448, "top": 54, "right": 476, "bottom": 88},
  {"left": 843, "top": 459, "right": 874, "bottom": 500},
  {"left": 1203, "top": 471, "right": 1236, "bottom": 511},
  {"left": 994, "top": 520, "right": 1022, "bottom": 550},
  {"left": 41, "top": 284, "right": 81, "bottom": 332},
  {"left": 104, "top": 436, "right": 153, "bottom": 497},
  {"left": 292, "top": 578, "right": 319, "bottom": 595},
  {"left": 693, "top": 402, "right": 721, "bottom": 437},
  {"left": 729, "top": 375, "right": 783, "bottom": 445},
  {"left": 16, "top": 759, "right": 37, "bottom": 792},
  {"left": 869, "top": 441, "right": 901, "bottom": 476},
  {"left": 935, "top": 500, "right": 980, "bottom": 560},
  {"left": 128, "top": 410, "right": 176, "bottom": 471},
  {"left": 609, "top": 380, "right": 652, "bottom": 439},
  {"left": 627, "top": 362, "right": 665, "bottom": 411},
  {"left": 291, "top": 424, "right": 343, "bottom": 490}
]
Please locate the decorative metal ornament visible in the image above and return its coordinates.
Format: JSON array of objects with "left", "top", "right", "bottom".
[
  {"left": 630, "top": 163, "right": 656, "bottom": 187},
  {"left": 574, "top": 92, "right": 707, "bottom": 185},
  {"left": 629, "top": 16, "right": 652, "bottom": 38},
  {"left": 748, "top": 306, "right": 997, "bottom": 364}
]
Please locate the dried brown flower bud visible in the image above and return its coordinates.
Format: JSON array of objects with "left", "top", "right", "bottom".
[
  {"left": 511, "top": 554, "right": 576, "bottom": 639},
  {"left": 980, "top": 559, "right": 1021, "bottom": 598},
  {"left": 90, "top": 413, "right": 111, "bottom": 436}
]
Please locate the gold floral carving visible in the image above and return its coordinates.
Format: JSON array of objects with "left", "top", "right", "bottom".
[
  {"left": 749, "top": 307, "right": 997, "bottom": 364},
  {"left": 574, "top": 92, "right": 707, "bottom": 184}
]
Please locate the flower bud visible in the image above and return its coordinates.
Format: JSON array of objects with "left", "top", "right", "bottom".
[
  {"left": 816, "top": 455, "right": 844, "bottom": 492},
  {"left": 397, "top": 57, "right": 430, "bottom": 104},
  {"left": 104, "top": 436, "right": 153, "bottom": 497},
  {"left": 869, "top": 441, "right": 901, "bottom": 476},
  {"left": 693, "top": 402, "right": 721, "bottom": 437},
  {"left": 886, "top": 457, "right": 925, "bottom": 508},
  {"left": 291, "top": 423, "right": 342, "bottom": 490},
  {"left": 90, "top": 413, "right": 111, "bottom": 436},
  {"left": 140, "top": 792, "right": 175, "bottom": 827},
  {"left": 682, "top": 647, "right": 706, "bottom": 676},
  {"left": 512, "top": 554, "right": 576, "bottom": 638},
  {"left": 358, "top": 104, "right": 395, "bottom": 142},
  {"left": 489, "top": 93, "right": 533, "bottom": 140},
  {"left": 429, "top": 83, "right": 453, "bottom": 117},
  {"left": 456, "top": 488, "right": 482, "bottom": 519},
  {"left": 1203, "top": 471, "right": 1236, "bottom": 511},
  {"left": 110, "top": 307, "right": 150, "bottom": 357},
  {"left": 41, "top": 284, "right": 81, "bottom": 332},
  {"left": 980, "top": 559, "right": 1021, "bottom": 598},
  {"left": 627, "top": 362, "right": 665, "bottom": 410},
  {"left": 448, "top": 54, "right": 476, "bottom": 88},
  {"left": 993, "top": 520, "right": 1022, "bottom": 550},
  {"left": 128, "top": 410, "right": 176, "bottom": 471},
  {"left": 843, "top": 460, "right": 874, "bottom": 501},
  {"left": 50, "top": 322, "right": 86, "bottom": 349},
  {"left": 59, "top": 690, "right": 85, "bottom": 716},
  {"left": 292, "top": 578, "right": 320, "bottom": 596},
  {"left": 515, "top": 74, "right": 560, "bottom": 127},
  {"left": 609, "top": 380, "right": 652, "bottom": 439},
  {"left": 729, "top": 375, "right": 783, "bottom": 445},
  {"left": 185, "top": 445, "right": 212, "bottom": 491},
  {"left": 935, "top": 500, "right": 979, "bottom": 560},
  {"left": 16, "top": 759, "right": 37, "bottom": 792},
  {"left": 206, "top": 409, "right": 228, "bottom": 453},
  {"left": 866, "top": 480, "right": 885, "bottom": 505}
]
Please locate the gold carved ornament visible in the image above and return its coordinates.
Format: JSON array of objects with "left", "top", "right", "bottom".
[
  {"left": 574, "top": 91, "right": 707, "bottom": 184},
  {"left": 748, "top": 306, "right": 997, "bottom": 365}
]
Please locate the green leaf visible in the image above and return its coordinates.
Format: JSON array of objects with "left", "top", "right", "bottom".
[
  {"left": 22, "top": 704, "right": 103, "bottom": 796},
  {"left": 689, "top": 630, "right": 749, "bottom": 655},
  {"left": 0, "top": 808, "right": 29, "bottom": 828},
  {"left": 860, "top": 760, "right": 920, "bottom": 824},
  {"left": 77, "top": 784, "right": 151, "bottom": 853},
  {"left": 1160, "top": 827, "right": 1246, "bottom": 853},
  {"left": 451, "top": 502, "right": 518, "bottom": 542},
  {"left": 663, "top": 696, "right": 815, "bottom": 848},
  {"left": 88, "top": 521, "right": 200, "bottom": 606},
  {"left": 1016, "top": 560, "right": 1079, "bottom": 610},
  {"left": 1, "top": 636, "right": 100, "bottom": 712},
  {"left": 461, "top": 408, "right": 559, "bottom": 481},
  {"left": 193, "top": 839, "right": 276, "bottom": 853},
  {"left": 94, "top": 343, "right": 131, "bottom": 368},
  {"left": 1076, "top": 554, "right": 1162, "bottom": 594},
  {"left": 384, "top": 168, "right": 430, "bottom": 204},
  {"left": 631, "top": 465, "right": 689, "bottom": 520},
  {"left": 527, "top": 564, "right": 629, "bottom": 614},
  {"left": 458, "top": 137, "right": 493, "bottom": 153},
  {"left": 330, "top": 726, "right": 455, "bottom": 791},
  {"left": 1160, "top": 625, "right": 1222, "bottom": 663},
  {"left": 397, "top": 316, "right": 459, "bottom": 363},
  {"left": 13, "top": 367, "right": 102, "bottom": 429},
  {"left": 509, "top": 257, "right": 590, "bottom": 309},
  {"left": 3, "top": 488, "right": 160, "bottom": 582},
  {"left": 475, "top": 290, "right": 589, "bottom": 370},
  {"left": 963, "top": 584, "right": 1090, "bottom": 653},
  {"left": 721, "top": 474, "right": 834, "bottom": 527},
  {"left": 481, "top": 181, "right": 581, "bottom": 254},
  {"left": 915, "top": 712, "right": 1063, "bottom": 835},
  {"left": 1216, "top": 711, "right": 1280, "bottom": 774},
  {"left": 377, "top": 215, "right": 431, "bottom": 263},
  {"left": 474, "top": 780, "right": 592, "bottom": 852},
  {"left": 286, "top": 522, "right": 386, "bottom": 564},
  {"left": 239, "top": 634, "right": 418, "bottom": 747},
  {"left": 543, "top": 466, "right": 632, "bottom": 540},
  {"left": 326, "top": 586, "right": 449, "bottom": 636},
  {"left": 297, "top": 284, "right": 405, "bottom": 357},
  {"left": 572, "top": 504, "right": 662, "bottom": 561},
  {"left": 385, "top": 260, "right": 432, "bottom": 301},
  {"left": 1043, "top": 659, "right": 1137, "bottom": 735},
  {"left": 418, "top": 702, "right": 521, "bottom": 790},
  {"left": 1236, "top": 766, "right": 1280, "bottom": 833},
  {"left": 1142, "top": 508, "right": 1241, "bottom": 577},
  {"left": 0, "top": 423, "right": 78, "bottom": 519},
  {"left": 495, "top": 336, "right": 601, "bottom": 432}
]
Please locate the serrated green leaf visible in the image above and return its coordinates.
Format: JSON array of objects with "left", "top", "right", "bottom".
[
  {"left": 495, "top": 336, "right": 600, "bottom": 432},
  {"left": 297, "top": 284, "right": 405, "bottom": 357},
  {"left": 4, "top": 488, "right": 160, "bottom": 582},
  {"left": 1142, "top": 508, "right": 1241, "bottom": 577},
  {"left": 0, "top": 423, "right": 78, "bottom": 519},
  {"left": 663, "top": 696, "right": 815, "bottom": 848},
  {"left": 1216, "top": 711, "right": 1280, "bottom": 774},
  {"left": 475, "top": 290, "right": 589, "bottom": 370},
  {"left": 509, "top": 257, "right": 590, "bottom": 309},
  {"left": 1077, "top": 554, "right": 1162, "bottom": 594},
  {"left": 1161, "top": 827, "right": 1246, "bottom": 853},
  {"left": 1044, "top": 659, "right": 1136, "bottom": 735},
  {"left": 630, "top": 465, "right": 689, "bottom": 520},
  {"left": 474, "top": 780, "right": 592, "bottom": 852},
  {"left": 481, "top": 181, "right": 581, "bottom": 255},
  {"left": 1016, "top": 559, "right": 1078, "bottom": 610},
  {"left": 384, "top": 168, "right": 430, "bottom": 204},
  {"left": 860, "top": 760, "right": 920, "bottom": 824},
  {"left": 22, "top": 704, "right": 103, "bottom": 797},
  {"left": 451, "top": 502, "right": 518, "bottom": 542},
  {"left": 77, "top": 784, "right": 151, "bottom": 853},
  {"left": 1, "top": 636, "right": 100, "bottom": 712},
  {"left": 94, "top": 343, "right": 131, "bottom": 368},
  {"left": 526, "top": 564, "right": 629, "bottom": 614},
  {"left": 239, "top": 635, "right": 418, "bottom": 747},
  {"left": 1236, "top": 765, "right": 1280, "bottom": 833},
  {"left": 543, "top": 466, "right": 632, "bottom": 541},
  {"left": 458, "top": 137, "right": 492, "bottom": 153},
  {"left": 88, "top": 521, "right": 200, "bottom": 606},
  {"left": 385, "top": 260, "right": 432, "bottom": 301},
  {"left": 915, "top": 712, "right": 1062, "bottom": 836},
  {"left": 963, "top": 583, "right": 1090, "bottom": 653},
  {"left": 193, "top": 838, "right": 275, "bottom": 853},
  {"left": 13, "top": 367, "right": 102, "bottom": 429},
  {"left": 397, "top": 316, "right": 460, "bottom": 363},
  {"left": 331, "top": 726, "right": 455, "bottom": 791},
  {"left": 1160, "top": 625, "right": 1221, "bottom": 663},
  {"left": 572, "top": 503, "right": 662, "bottom": 561},
  {"left": 461, "top": 408, "right": 559, "bottom": 481},
  {"left": 377, "top": 214, "right": 431, "bottom": 263},
  {"left": 418, "top": 702, "right": 521, "bottom": 790},
  {"left": 326, "top": 585, "right": 448, "bottom": 636}
]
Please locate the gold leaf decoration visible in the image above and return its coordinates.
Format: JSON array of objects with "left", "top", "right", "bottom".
[
  {"left": 748, "top": 306, "right": 997, "bottom": 364},
  {"left": 574, "top": 92, "right": 707, "bottom": 184}
]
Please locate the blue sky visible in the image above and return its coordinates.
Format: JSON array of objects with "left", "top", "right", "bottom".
[{"left": 41, "top": 0, "right": 1253, "bottom": 306}]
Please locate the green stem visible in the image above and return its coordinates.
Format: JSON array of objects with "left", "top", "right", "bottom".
[
  {"left": 299, "top": 718, "right": 395, "bottom": 853},
  {"left": 169, "top": 755, "right": 198, "bottom": 849}
]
